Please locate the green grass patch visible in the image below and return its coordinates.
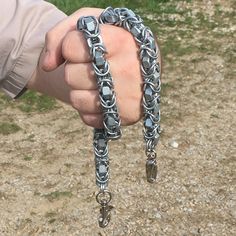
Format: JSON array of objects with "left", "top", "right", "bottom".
[
  {"left": 45, "top": 211, "right": 57, "bottom": 224},
  {"left": 0, "top": 88, "right": 57, "bottom": 114},
  {"left": 194, "top": 12, "right": 218, "bottom": 30},
  {"left": 161, "top": 37, "right": 181, "bottom": 56},
  {"left": 21, "top": 134, "right": 35, "bottom": 143},
  {"left": 26, "top": 134, "right": 35, "bottom": 142},
  {"left": 161, "top": 36, "right": 197, "bottom": 59},
  {"left": 17, "top": 91, "right": 58, "bottom": 113},
  {"left": 49, "top": 0, "right": 170, "bottom": 14},
  {"left": 43, "top": 191, "right": 73, "bottom": 201},
  {"left": 23, "top": 155, "right": 33, "bottom": 161},
  {"left": 48, "top": 0, "right": 191, "bottom": 16},
  {"left": 161, "top": 82, "right": 175, "bottom": 96},
  {"left": 0, "top": 93, "right": 11, "bottom": 102},
  {"left": 224, "top": 46, "right": 236, "bottom": 64},
  {"left": 45, "top": 211, "right": 57, "bottom": 218},
  {"left": 0, "top": 94, "right": 12, "bottom": 111},
  {"left": 48, "top": 218, "right": 56, "bottom": 224},
  {"left": 64, "top": 163, "right": 73, "bottom": 168},
  {"left": 0, "top": 122, "right": 21, "bottom": 135}
]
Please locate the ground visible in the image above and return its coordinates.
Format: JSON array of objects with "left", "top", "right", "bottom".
[{"left": 0, "top": 0, "right": 235, "bottom": 235}]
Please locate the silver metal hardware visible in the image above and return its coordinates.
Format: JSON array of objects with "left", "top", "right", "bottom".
[{"left": 77, "top": 7, "right": 161, "bottom": 227}]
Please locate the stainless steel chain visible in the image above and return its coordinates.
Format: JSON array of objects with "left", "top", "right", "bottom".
[
  {"left": 77, "top": 16, "right": 121, "bottom": 140},
  {"left": 77, "top": 7, "right": 161, "bottom": 228},
  {"left": 77, "top": 16, "right": 121, "bottom": 228},
  {"left": 99, "top": 7, "right": 161, "bottom": 183}
]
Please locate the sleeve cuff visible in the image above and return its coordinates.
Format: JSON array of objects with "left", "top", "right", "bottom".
[
  {"left": 0, "top": 1, "right": 66, "bottom": 98},
  {"left": 1, "top": 44, "right": 42, "bottom": 98}
]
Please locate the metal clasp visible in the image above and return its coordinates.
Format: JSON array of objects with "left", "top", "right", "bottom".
[
  {"left": 98, "top": 203, "right": 113, "bottom": 228},
  {"left": 146, "top": 151, "right": 157, "bottom": 183},
  {"left": 96, "top": 189, "right": 113, "bottom": 228}
]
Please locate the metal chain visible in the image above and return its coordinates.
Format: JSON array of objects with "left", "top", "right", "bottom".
[
  {"left": 77, "top": 16, "right": 122, "bottom": 140},
  {"left": 77, "top": 16, "right": 121, "bottom": 228},
  {"left": 99, "top": 7, "right": 161, "bottom": 183},
  {"left": 77, "top": 7, "right": 161, "bottom": 227}
]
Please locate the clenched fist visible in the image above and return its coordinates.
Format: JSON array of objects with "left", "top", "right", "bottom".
[{"left": 28, "top": 8, "right": 154, "bottom": 128}]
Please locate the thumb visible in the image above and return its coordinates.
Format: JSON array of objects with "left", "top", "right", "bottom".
[
  {"left": 41, "top": 18, "right": 74, "bottom": 72},
  {"left": 42, "top": 8, "right": 103, "bottom": 72}
]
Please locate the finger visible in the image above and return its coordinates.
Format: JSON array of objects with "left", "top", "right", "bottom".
[
  {"left": 70, "top": 90, "right": 102, "bottom": 114},
  {"left": 62, "top": 25, "right": 135, "bottom": 63},
  {"left": 42, "top": 8, "right": 103, "bottom": 71},
  {"left": 65, "top": 53, "right": 142, "bottom": 91},
  {"left": 65, "top": 62, "right": 97, "bottom": 90},
  {"left": 79, "top": 112, "right": 103, "bottom": 128},
  {"left": 71, "top": 88, "right": 142, "bottom": 126}
]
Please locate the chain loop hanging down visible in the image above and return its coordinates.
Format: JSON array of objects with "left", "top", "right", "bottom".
[
  {"left": 77, "top": 16, "right": 121, "bottom": 228},
  {"left": 99, "top": 7, "right": 161, "bottom": 183},
  {"left": 77, "top": 7, "right": 161, "bottom": 228}
]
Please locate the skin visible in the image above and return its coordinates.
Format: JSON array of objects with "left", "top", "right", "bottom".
[{"left": 27, "top": 8, "right": 157, "bottom": 128}]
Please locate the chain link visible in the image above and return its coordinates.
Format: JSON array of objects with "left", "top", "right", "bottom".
[
  {"left": 99, "top": 7, "right": 161, "bottom": 183},
  {"left": 78, "top": 16, "right": 120, "bottom": 228},
  {"left": 77, "top": 7, "right": 161, "bottom": 227},
  {"left": 77, "top": 16, "right": 121, "bottom": 141}
]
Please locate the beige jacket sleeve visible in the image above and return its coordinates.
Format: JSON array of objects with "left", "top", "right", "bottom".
[{"left": 0, "top": 0, "right": 66, "bottom": 98}]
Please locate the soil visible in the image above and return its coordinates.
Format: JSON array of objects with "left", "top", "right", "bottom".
[{"left": 0, "top": 1, "right": 235, "bottom": 235}]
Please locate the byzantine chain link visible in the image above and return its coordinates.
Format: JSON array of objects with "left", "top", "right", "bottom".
[
  {"left": 77, "top": 7, "right": 161, "bottom": 228},
  {"left": 77, "top": 16, "right": 121, "bottom": 140},
  {"left": 99, "top": 7, "right": 161, "bottom": 183},
  {"left": 77, "top": 16, "right": 121, "bottom": 228}
]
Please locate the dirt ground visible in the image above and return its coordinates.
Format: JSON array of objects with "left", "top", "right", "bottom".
[{"left": 0, "top": 1, "right": 235, "bottom": 235}]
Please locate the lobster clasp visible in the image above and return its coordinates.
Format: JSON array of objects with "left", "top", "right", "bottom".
[
  {"left": 96, "top": 189, "right": 113, "bottom": 228},
  {"left": 98, "top": 203, "right": 113, "bottom": 228},
  {"left": 146, "top": 154, "right": 157, "bottom": 183},
  {"left": 146, "top": 158, "right": 157, "bottom": 183}
]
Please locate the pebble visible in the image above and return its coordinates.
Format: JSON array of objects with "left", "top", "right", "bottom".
[
  {"left": 154, "top": 212, "right": 162, "bottom": 219},
  {"left": 169, "top": 140, "right": 179, "bottom": 148}
]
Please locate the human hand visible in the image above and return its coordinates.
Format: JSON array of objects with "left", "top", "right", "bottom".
[{"left": 42, "top": 8, "right": 145, "bottom": 128}]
